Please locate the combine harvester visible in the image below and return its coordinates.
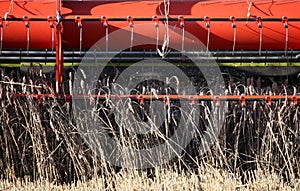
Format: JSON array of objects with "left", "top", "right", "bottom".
[
  {"left": 0, "top": 0, "right": 299, "bottom": 171},
  {"left": 0, "top": 0, "right": 299, "bottom": 99}
]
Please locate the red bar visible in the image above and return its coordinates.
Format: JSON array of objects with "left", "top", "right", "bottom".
[
  {"left": 1, "top": 93, "right": 299, "bottom": 102},
  {"left": 55, "top": 0, "right": 64, "bottom": 94}
]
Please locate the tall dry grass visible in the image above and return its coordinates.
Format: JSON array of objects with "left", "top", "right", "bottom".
[
  {"left": 0, "top": 67, "right": 299, "bottom": 189},
  {"left": 0, "top": 167, "right": 298, "bottom": 190}
]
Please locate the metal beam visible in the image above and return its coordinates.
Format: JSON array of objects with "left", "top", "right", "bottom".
[{"left": 55, "top": 0, "right": 64, "bottom": 95}]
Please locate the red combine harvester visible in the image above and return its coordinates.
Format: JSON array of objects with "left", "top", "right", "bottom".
[
  {"left": 0, "top": 0, "right": 299, "bottom": 182},
  {"left": 0, "top": 0, "right": 299, "bottom": 101},
  {"left": 0, "top": 0, "right": 300, "bottom": 101}
]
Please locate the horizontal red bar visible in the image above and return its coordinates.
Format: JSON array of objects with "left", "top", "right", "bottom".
[
  {"left": 3, "top": 17, "right": 300, "bottom": 22},
  {"left": 1, "top": 94, "right": 299, "bottom": 101}
]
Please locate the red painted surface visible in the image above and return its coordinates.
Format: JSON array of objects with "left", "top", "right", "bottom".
[
  {"left": 0, "top": 0, "right": 299, "bottom": 51},
  {"left": 1, "top": 93, "right": 299, "bottom": 106}
]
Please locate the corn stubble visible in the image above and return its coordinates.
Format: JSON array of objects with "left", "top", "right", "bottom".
[{"left": 0, "top": 68, "right": 299, "bottom": 190}]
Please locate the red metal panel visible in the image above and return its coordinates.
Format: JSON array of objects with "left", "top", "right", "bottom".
[
  {"left": 0, "top": 0, "right": 299, "bottom": 51},
  {"left": 0, "top": 0, "right": 57, "bottom": 49},
  {"left": 62, "top": 0, "right": 300, "bottom": 51}
]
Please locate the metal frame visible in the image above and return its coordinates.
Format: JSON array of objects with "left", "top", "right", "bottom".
[
  {"left": 1, "top": 15, "right": 300, "bottom": 94},
  {"left": 0, "top": 93, "right": 299, "bottom": 106},
  {"left": 0, "top": 50, "right": 299, "bottom": 63}
]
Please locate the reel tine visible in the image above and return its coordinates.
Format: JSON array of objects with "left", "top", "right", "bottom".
[
  {"left": 47, "top": 16, "right": 55, "bottom": 55},
  {"left": 204, "top": 16, "right": 210, "bottom": 52},
  {"left": 256, "top": 16, "right": 262, "bottom": 56},
  {"left": 75, "top": 16, "right": 83, "bottom": 55},
  {"left": 127, "top": 16, "right": 134, "bottom": 51},
  {"left": 178, "top": 16, "right": 185, "bottom": 53},
  {"left": 23, "top": 16, "right": 30, "bottom": 55},
  {"left": 282, "top": 16, "right": 289, "bottom": 56},
  {"left": 230, "top": 16, "right": 237, "bottom": 55}
]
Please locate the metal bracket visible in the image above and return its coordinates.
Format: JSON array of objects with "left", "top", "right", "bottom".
[
  {"left": 230, "top": 16, "right": 237, "bottom": 55},
  {"left": 23, "top": 16, "right": 30, "bottom": 55},
  {"left": 127, "top": 16, "right": 134, "bottom": 51},
  {"left": 204, "top": 16, "right": 210, "bottom": 51},
  {"left": 256, "top": 16, "right": 262, "bottom": 55},
  {"left": 75, "top": 16, "right": 83, "bottom": 54},
  {"left": 282, "top": 16, "right": 289, "bottom": 56},
  {"left": 47, "top": 16, "right": 55, "bottom": 54}
]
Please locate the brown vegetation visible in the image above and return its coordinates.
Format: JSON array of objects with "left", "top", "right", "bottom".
[{"left": 0, "top": 67, "right": 299, "bottom": 190}]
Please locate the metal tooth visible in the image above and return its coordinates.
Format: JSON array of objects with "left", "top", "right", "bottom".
[
  {"left": 152, "top": 15, "right": 159, "bottom": 52},
  {"left": 230, "top": 16, "right": 236, "bottom": 55},
  {"left": 101, "top": 16, "right": 109, "bottom": 52},
  {"left": 256, "top": 16, "right": 262, "bottom": 28},
  {"left": 204, "top": 16, "right": 210, "bottom": 28},
  {"left": 75, "top": 16, "right": 82, "bottom": 54},
  {"left": 178, "top": 16, "right": 185, "bottom": 53},
  {"left": 256, "top": 16, "right": 262, "bottom": 55},
  {"left": 23, "top": 16, "right": 30, "bottom": 55},
  {"left": 152, "top": 15, "right": 159, "bottom": 28},
  {"left": 282, "top": 16, "right": 289, "bottom": 56},
  {"left": 127, "top": 15, "right": 133, "bottom": 28},
  {"left": 178, "top": 15, "right": 184, "bottom": 28},
  {"left": 230, "top": 16, "right": 236, "bottom": 28},
  {"left": 127, "top": 16, "right": 134, "bottom": 51},
  {"left": 204, "top": 16, "right": 210, "bottom": 51},
  {"left": 101, "top": 16, "right": 108, "bottom": 28},
  {"left": 47, "top": 16, "right": 55, "bottom": 54}
]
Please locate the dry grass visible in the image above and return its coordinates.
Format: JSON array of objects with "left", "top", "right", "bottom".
[
  {"left": 0, "top": 167, "right": 298, "bottom": 190},
  {"left": 0, "top": 67, "right": 299, "bottom": 190}
]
